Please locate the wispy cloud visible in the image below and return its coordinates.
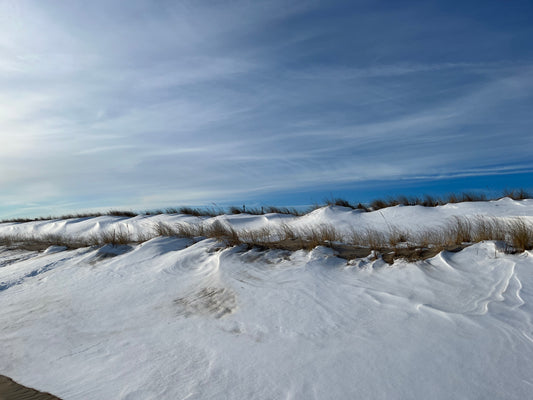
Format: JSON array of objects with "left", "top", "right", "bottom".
[{"left": 1, "top": 0, "right": 532, "bottom": 216}]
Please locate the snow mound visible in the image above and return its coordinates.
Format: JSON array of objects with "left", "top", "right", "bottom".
[{"left": 1, "top": 201, "right": 533, "bottom": 399}]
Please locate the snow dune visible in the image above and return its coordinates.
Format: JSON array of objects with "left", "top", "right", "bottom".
[
  {"left": 1, "top": 197, "right": 532, "bottom": 241},
  {"left": 1, "top": 199, "right": 533, "bottom": 399}
]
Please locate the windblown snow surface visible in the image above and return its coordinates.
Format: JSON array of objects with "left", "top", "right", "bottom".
[{"left": 1, "top": 199, "right": 533, "bottom": 399}]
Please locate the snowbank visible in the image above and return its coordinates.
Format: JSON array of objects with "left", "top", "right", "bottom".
[{"left": 1, "top": 200, "right": 533, "bottom": 399}]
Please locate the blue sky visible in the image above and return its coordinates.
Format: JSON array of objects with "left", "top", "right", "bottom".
[{"left": 1, "top": 0, "right": 533, "bottom": 217}]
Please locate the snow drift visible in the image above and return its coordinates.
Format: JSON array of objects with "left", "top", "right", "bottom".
[{"left": 1, "top": 199, "right": 533, "bottom": 399}]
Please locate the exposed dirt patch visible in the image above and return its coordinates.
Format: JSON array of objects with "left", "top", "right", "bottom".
[
  {"left": 174, "top": 287, "right": 236, "bottom": 318},
  {"left": 239, "top": 241, "right": 468, "bottom": 264},
  {"left": 329, "top": 243, "right": 466, "bottom": 264},
  {"left": 0, "top": 375, "right": 61, "bottom": 400},
  {"left": 378, "top": 245, "right": 466, "bottom": 264}
]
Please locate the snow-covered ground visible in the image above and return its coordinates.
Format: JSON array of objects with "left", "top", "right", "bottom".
[
  {"left": 1, "top": 197, "right": 532, "bottom": 242},
  {"left": 1, "top": 199, "right": 533, "bottom": 399}
]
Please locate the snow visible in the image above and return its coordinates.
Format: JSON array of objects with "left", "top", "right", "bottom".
[
  {"left": 1, "top": 199, "right": 533, "bottom": 399},
  {"left": 1, "top": 198, "right": 532, "bottom": 243}
]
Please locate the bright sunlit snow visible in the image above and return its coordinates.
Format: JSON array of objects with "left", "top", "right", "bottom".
[{"left": 1, "top": 200, "right": 533, "bottom": 399}]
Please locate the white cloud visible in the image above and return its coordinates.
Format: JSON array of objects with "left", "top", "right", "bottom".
[{"left": 1, "top": 1, "right": 532, "bottom": 216}]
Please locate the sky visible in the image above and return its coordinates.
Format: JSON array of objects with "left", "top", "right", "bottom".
[{"left": 1, "top": 0, "right": 533, "bottom": 217}]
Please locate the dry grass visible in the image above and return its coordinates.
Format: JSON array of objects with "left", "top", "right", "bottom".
[
  {"left": 386, "top": 226, "right": 410, "bottom": 247},
  {"left": 153, "top": 221, "right": 183, "bottom": 237},
  {"left": 503, "top": 189, "right": 531, "bottom": 200},
  {"left": 472, "top": 217, "right": 507, "bottom": 242},
  {"left": 0, "top": 225, "right": 143, "bottom": 251},
  {"left": 414, "top": 228, "right": 449, "bottom": 248},
  {"left": 204, "top": 221, "right": 241, "bottom": 246},
  {"left": 305, "top": 224, "right": 340, "bottom": 248},
  {"left": 2, "top": 215, "right": 532, "bottom": 256},
  {"left": 279, "top": 224, "right": 297, "bottom": 241},
  {"left": 325, "top": 198, "right": 356, "bottom": 209},
  {"left": 366, "top": 192, "right": 492, "bottom": 211},
  {"left": 152, "top": 220, "right": 241, "bottom": 246},
  {"left": 240, "top": 227, "right": 272, "bottom": 244},
  {"left": 1, "top": 189, "right": 530, "bottom": 224},
  {"left": 107, "top": 210, "right": 137, "bottom": 218},
  {"left": 0, "top": 232, "right": 86, "bottom": 251},
  {"left": 349, "top": 228, "right": 386, "bottom": 250},
  {"left": 94, "top": 227, "right": 133, "bottom": 246},
  {"left": 1, "top": 195, "right": 532, "bottom": 262},
  {"left": 175, "top": 207, "right": 223, "bottom": 217},
  {"left": 359, "top": 190, "right": 530, "bottom": 211},
  {"left": 263, "top": 206, "right": 304, "bottom": 215},
  {"left": 507, "top": 218, "right": 533, "bottom": 251},
  {"left": 448, "top": 216, "right": 473, "bottom": 244}
]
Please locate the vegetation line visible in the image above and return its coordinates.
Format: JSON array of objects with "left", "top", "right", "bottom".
[
  {"left": 1, "top": 216, "right": 531, "bottom": 263},
  {"left": 1, "top": 189, "right": 530, "bottom": 224}
]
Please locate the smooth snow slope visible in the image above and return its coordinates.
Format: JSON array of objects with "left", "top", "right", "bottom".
[
  {"left": 1, "top": 200, "right": 533, "bottom": 399},
  {"left": 1, "top": 239, "right": 533, "bottom": 399}
]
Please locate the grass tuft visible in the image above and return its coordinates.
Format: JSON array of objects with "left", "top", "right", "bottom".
[
  {"left": 1, "top": 189, "right": 532, "bottom": 261},
  {"left": 325, "top": 198, "right": 355, "bottom": 209},
  {"left": 507, "top": 218, "right": 533, "bottom": 251},
  {"left": 107, "top": 210, "right": 138, "bottom": 218}
]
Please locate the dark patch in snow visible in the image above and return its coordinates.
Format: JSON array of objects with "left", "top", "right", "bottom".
[
  {"left": 0, "top": 375, "right": 61, "bottom": 399},
  {"left": 0, "top": 262, "right": 59, "bottom": 292},
  {"left": 174, "top": 287, "right": 236, "bottom": 318},
  {"left": 0, "top": 252, "right": 38, "bottom": 268},
  {"left": 92, "top": 244, "right": 133, "bottom": 262}
]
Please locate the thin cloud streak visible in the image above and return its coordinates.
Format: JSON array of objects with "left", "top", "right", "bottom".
[{"left": 1, "top": 0, "right": 532, "bottom": 216}]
